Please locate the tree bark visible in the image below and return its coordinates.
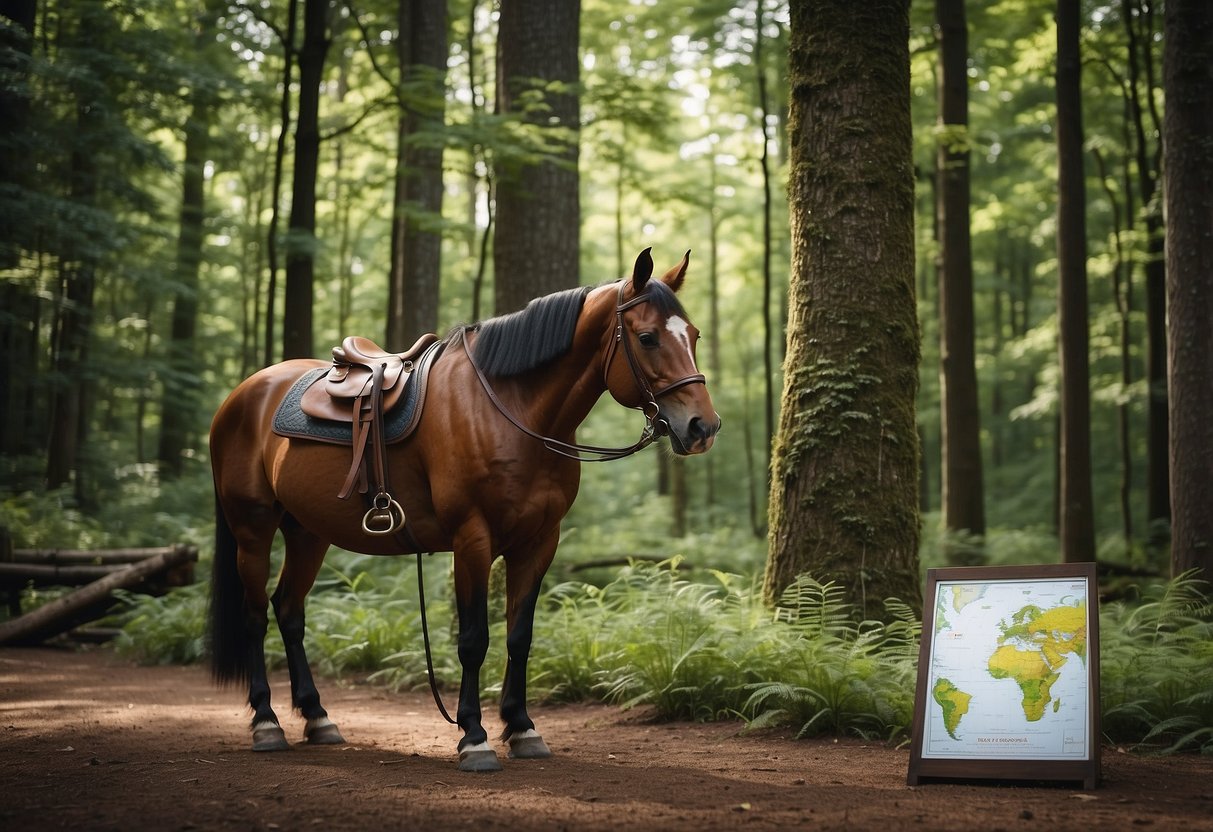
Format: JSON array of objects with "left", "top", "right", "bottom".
[
  {"left": 157, "top": 91, "right": 210, "bottom": 479},
  {"left": 282, "top": 0, "right": 330, "bottom": 360},
  {"left": 493, "top": 0, "right": 581, "bottom": 314},
  {"left": 765, "top": 0, "right": 922, "bottom": 618},
  {"left": 1123, "top": 0, "right": 1170, "bottom": 545},
  {"left": 265, "top": 0, "right": 297, "bottom": 367},
  {"left": 1055, "top": 0, "right": 1096, "bottom": 563},
  {"left": 935, "top": 0, "right": 985, "bottom": 555},
  {"left": 386, "top": 0, "right": 447, "bottom": 349},
  {"left": 0, "top": 0, "right": 36, "bottom": 269},
  {"left": 1163, "top": 0, "right": 1213, "bottom": 580}
]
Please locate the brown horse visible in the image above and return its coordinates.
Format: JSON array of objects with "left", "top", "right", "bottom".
[{"left": 208, "top": 249, "right": 719, "bottom": 771}]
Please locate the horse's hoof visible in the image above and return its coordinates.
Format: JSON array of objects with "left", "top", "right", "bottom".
[
  {"left": 252, "top": 724, "right": 289, "bottom": 752},
  {"left": 458, "top": 744, "right": 503, "bottom": 772},
  {"left": 305, "top": 721, "right": 346, "bottom": 745},
  {"left": 507, "top": 729, "right": 552, "bottom": 759}
]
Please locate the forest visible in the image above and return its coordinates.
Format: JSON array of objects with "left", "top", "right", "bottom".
[{"left": 1, "top": 1, "right": 1211, "bottom": 749}]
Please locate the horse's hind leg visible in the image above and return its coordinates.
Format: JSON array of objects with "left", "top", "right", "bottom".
[
  {"left": 272, "top": 516, "right": 344, "bottom": 745},
  {"left": 499, "top": 532, "right": 557, "bottom": 760},
  {"left": 226, "top": 507, "right": 291, "bottom": 752}
]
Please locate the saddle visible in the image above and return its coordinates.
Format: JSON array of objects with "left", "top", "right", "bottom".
[
  {"left": 297, "top": 333, "right": 441, "bottom": 533},
  {"left": 300, "top": 334, "right": 439, "bottom": 422}
]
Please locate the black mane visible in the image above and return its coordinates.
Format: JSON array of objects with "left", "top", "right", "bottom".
[{"left": 467, "top": 285, "right": 594, "bottom": 377}]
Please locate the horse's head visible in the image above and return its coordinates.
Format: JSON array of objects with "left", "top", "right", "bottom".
[{"left": 603, "top": 249, "right": 721, "bottom": 455}]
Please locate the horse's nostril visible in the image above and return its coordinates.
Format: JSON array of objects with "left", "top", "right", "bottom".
[{"left": 689, "top": 417, "right": 708, "bottom": 440}]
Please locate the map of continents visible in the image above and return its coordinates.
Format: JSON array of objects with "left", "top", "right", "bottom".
[{"left": 924, "top": 578, "right": 1090, "bottom": 760}]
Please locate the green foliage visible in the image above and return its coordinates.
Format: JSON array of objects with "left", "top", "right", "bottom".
[
  {"left": 112, "top": 583, "right": 209, "bottom": 666},
  {"left": 1100, "top": 572, "right": 1213, "bottom": 754},
  {"left": 112, "top": 558, "right": 1213, "bottom": 755}
]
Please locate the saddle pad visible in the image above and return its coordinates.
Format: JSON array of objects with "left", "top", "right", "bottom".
[{"left": 271, "top": 341, "right": 442, "bottom": 446}]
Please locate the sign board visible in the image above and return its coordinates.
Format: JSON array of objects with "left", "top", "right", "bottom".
[{"left": 907, "top": 563, "right": 1100, "bottom": 789}]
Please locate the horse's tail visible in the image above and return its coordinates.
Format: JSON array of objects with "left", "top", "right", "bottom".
[{"left": 208, "top": 490, "right": 248, "bottom": 686}]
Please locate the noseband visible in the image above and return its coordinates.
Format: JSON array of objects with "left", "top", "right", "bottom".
[{"left": 463, "top": 281, "right": 707, "bottom": 461}]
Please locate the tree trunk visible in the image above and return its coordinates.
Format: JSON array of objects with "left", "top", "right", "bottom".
[
  {"left": 282, "top": 0, "right": 330, "bottom": 360},
  {"left": 265, "top": 0, "right": 297, "bottom": 367},
  {"left": 1163, "top": 0, "right": 1213, "bottom": 581},
  {"left": 756, "top": 0, "right": 776, "bottom": 482},
  {"left": 0, "top": 0, "right": 39, "bottom": 464},
  {"left": 1124, "top": 0, "right": 1170, "bottom": 545},
  {"left": 386, "top": 0, "right": 447, "bottom": 349},
  {"left": 0, "top": 0, "right": 36, "bottom": 269},
  {"left": 493, "top": 0, "right": 581, "bottom": 314},
  {"left": 765, "top": 0, "right": 922, "bottom": 618},
  {"left": 157, "top": 92, "right": 210, "bottom": 479},
  {"left": 1055, "top": 0, "right": 1096, "bottom": 563},
  {"left": 46, "top": 89, "right": 101, "bottom": 493},
  {"left": 935, "top": 0, "right": 985, "bottom": 557},
  {"left": 1092, "top": 147, "right": 1134, "bottom": 552}
]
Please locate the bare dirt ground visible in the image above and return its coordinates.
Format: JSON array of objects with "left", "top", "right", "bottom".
[{"left": 1, "top": 646, "right": 1211, "bottom": 831}]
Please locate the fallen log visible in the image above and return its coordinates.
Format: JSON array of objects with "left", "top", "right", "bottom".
[
  {"left": 0, "top": 547, "right": 197, "bottom": 647},
  {"left": 0, "top": 544, "right": 197, "bottom": 593},
  {"left": 0, "top": 562, "right": 127, "bottom": 586},
  {"left": 8, "top": 546, "right": 187, "bottom": 565}
]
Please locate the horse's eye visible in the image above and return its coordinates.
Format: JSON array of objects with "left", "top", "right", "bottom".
[{"left": 637, "top": 332, "right": 658, "bottom": 348}]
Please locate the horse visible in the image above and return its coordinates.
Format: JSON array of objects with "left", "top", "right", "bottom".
[{"left": 207, "top": 248, "right": 719, "bottom": 771}]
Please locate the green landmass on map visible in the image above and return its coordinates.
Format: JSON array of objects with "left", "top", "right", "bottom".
[
  {"left": 986, "top": 601, "right": 1086, "bottom": 722},
  {"left": 931, "top": 677, "right": 972, "bottom": 739}
]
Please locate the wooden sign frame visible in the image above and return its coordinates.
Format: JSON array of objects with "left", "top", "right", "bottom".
[{"left": 907, "top": 562, "right": 1100, "bottom": 789}]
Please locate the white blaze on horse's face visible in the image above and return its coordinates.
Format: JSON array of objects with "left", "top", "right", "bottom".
[{"left": 665, "top": 316, "right": 699, "bottom": 372}]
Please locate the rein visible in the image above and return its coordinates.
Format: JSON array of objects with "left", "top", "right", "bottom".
[
  {"left": 462, "top": 281, "right": 707, "bottom": 462},
  {"left": 415, "top": 282, "right": 709, "bottom": 729}
]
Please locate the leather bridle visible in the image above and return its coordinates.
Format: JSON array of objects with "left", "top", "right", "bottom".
[{"left": 463, "top": 280, "right": 707, "bottom": 461}]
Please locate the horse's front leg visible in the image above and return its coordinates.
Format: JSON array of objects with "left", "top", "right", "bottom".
[
  {"left": 452, "top": 526, "right": 499, "bottom": 772},
  {"left": 499, "top": 530, "right": 558, "bottom": 760}
]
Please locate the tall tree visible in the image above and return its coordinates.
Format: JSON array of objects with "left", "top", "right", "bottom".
[
  {"left": 935, "top": 0, "right": 985, "bottom": 553},
  {"left": 158, "top": 8, "right": 221, "bottom": 479},
  {"left": 1163, "top": 0, "right": 1213, "bottom": 580},
  {"left": 386, "top": 0, "right": 447, "bottom": 349},
  {"left": 1123, "top": 0, "right": 1169, "bottom": 545},
  {"left": 264, "top": 0, "right": 298, "bottom": 368},
  {"left": 493, "top": 0, "right": 581, "bottom": 314},
  {"left": 1055, "top": 0, "right": 1096, "bottom": 562},
  {"left": 765, "top": 0, "right": 922, "bottom": 618},
  {"left": 0, "top": 0, "right": 39, "bottom": 461},
  {"left": 282, "top": 0, "right": 331, "bottom": 360}
]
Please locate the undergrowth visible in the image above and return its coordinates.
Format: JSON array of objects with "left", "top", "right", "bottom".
[{"left": 108, "top": 559, "right": 1213, "bottom": 754}]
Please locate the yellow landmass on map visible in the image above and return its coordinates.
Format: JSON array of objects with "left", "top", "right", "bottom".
[
  {"left": 985, "top": 600, "right": 1084, "bottom": 722},
  {"left": 1023, "top": 603, "right": 1086, "bottom": 666},
  {"left": 987, "top": 645, "right": 1062, "bottom": 721},
  {"left": 932, "top": 677, "right": 972, "bottom": 739}
]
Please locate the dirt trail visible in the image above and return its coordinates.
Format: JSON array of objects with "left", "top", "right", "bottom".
[{"left": 1, "top": 647, "right": 1211, "bottom": 831}]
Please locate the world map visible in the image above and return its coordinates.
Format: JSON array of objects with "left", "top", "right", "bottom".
[{"left": 921, "top": 577, "right": 1091, "bottom": 760}]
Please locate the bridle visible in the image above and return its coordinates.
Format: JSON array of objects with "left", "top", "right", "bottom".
[{"left": 462, "top": 280, "right": 707, "bottom": 461}]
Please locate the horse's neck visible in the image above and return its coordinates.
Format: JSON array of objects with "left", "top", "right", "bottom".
[{"left": 501, "top": 308, "right": 611, "bottom": 440}]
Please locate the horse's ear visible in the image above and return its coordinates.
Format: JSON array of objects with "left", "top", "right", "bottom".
[
  {"left": 631, "top": 247, "right": 654, "bottom": 292},
  {"left": 659, "top": 250, "right": 691, "bottom": 293}
]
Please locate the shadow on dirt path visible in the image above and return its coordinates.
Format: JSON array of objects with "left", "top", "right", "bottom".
[{"left": 2, "top": 647, "right": 1211, "bottom": 831}]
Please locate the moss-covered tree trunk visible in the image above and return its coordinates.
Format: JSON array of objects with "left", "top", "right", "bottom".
[{"left": 763, "top": 0, "right": 922, "bottom": 619}]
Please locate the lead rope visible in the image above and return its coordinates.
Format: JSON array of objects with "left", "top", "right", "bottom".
[{"left": 416, "top": 551, "right": 457, "bottom": 725}]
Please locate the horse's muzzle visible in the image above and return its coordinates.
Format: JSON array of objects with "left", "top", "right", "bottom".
[{"left": 666, "top": 412, "right": 721, "bottom": 455}]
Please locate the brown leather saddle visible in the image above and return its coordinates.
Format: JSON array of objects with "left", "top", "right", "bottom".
[
  {"left": 300, "top": 333, "right": 439, "bottom": 423},
  {"left": 286, "top": 333, "right": 442, "bottom": 531}
]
